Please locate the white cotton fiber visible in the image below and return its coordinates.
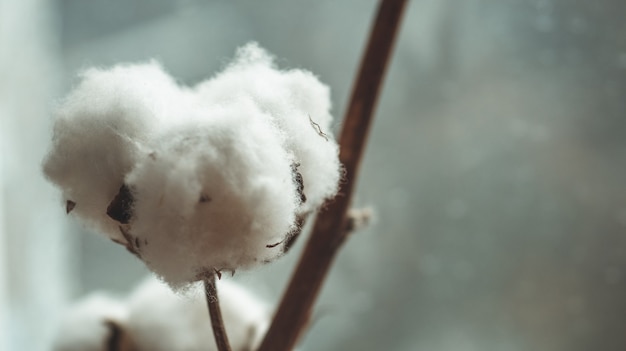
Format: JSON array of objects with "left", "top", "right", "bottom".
[
  {"left": 126, "top": 100, "right": 299, "bottom": 286},
  {"left": 196, "top": 42, "right": 341, "bottom": 213},
  {"left": 51, "top": 294, "right": 128, "bottom": 351},
  {"left": 43, "top": 62, "right": 188, "bottom": 241},
  {"left": 43, "top": 42, "right": 341, "bottom": 285},
  {"left": 125, "top": 276, "right": 270, "bottom": 351},
  {"left": 51, "top": 277, "right": 270, "bottom": 351}
]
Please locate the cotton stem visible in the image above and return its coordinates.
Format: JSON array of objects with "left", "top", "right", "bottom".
[
  {"left": 204, "top": 274, "right": 232, "bottom": 351},
  {"left": 257, "top": 0, "right": 408, "bottom": 350}
]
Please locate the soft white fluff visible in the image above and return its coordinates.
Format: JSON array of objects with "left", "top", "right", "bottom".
[
  {"left": 43, "top": 42, "right": 341, "bottom": 285},
  {"left": 52, "top": 277, "right": 270, "bottom": 351},
  {"left": 52, "top": 294, "right": 127, "bottom": 351},
  {"left": 126, "top": 100, "right": 298, "bottom": 286},
  {"left": 43, "top": 62, "right": 188, "bottom": 241},
  {"left": 125, "top": 277, "right": 270, "bottom": 351},
  {"left": 196, "top": 42, "right": 341, "bottom": 212}
]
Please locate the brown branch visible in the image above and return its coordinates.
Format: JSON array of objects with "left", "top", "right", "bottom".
[
  {"left": 204, "top": 274, "right": 232, "bottom": 351},
  {"left": 257, "top": 1, "right": 408, "bottom": 350}
]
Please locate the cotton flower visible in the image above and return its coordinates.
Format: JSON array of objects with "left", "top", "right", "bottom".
[{"left": 43, "top": 42, "right": 341, "bottom": 286}]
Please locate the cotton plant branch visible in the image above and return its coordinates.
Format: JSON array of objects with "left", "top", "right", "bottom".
[
  {"left": 257, "top": 1, "right": 408, "bottom": 350},
  {"left": 44, "top": 2, "right": 400, "bottom": 349},
  {"left": 204, "top": 274, "right": 232, "bottom": 351}
]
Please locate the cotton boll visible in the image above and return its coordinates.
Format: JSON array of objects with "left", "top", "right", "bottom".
[
  {"left": 43, "top": 62, "right": 187, "bottom": 241},
  {"left": 52, "top": 294, "right": 129, "bottom": 351},
  {"left": 196, "top": 42, "right": 341, "bottom": 213},
  {"left": 126, "top": 100, "right": 299, "bottom": 287},
  {"left": 125, "top": 276, "right": 270, "bottom": 351},
  {"left": 43, "top": 43, "right": 341, "bottom": 287}
]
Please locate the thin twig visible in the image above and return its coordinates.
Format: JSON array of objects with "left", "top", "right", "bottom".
[
  {"left": 204, "top": 274, "right": 232, "bottom": 351},
  {"left": 257, "top": 1, "right": 408, "bottom": 350}
]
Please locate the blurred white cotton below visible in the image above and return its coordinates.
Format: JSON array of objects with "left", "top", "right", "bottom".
[
  {"left": 51, "top": 294, "right": 127, "bottom": 351},
  {"left": 126, "top": 277, "right": 270, "bottom": 351},
  {"left": 52, "top": 276, "right": 270, "bottom": 351}
]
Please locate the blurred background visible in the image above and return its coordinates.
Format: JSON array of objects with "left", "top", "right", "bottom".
[{"left": 2, "top": 0, "right": 626, "bottom": 350}]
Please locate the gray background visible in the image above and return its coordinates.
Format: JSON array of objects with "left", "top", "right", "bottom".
[{"left": 5, "top": 0, "right": 626, "bottom": 350}]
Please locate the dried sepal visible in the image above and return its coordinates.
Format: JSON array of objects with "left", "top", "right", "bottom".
[
  {"left": 107, "top": 184, "right": 134, "bottom": 224},
  {"left": 292, "top": 163, "right": 306, "bottom": 204},
  {"left": 66, "top": 200, "right": 76, "bottom": 214},
  {"left": 118, "top": 225, "right": 141, "bottom": 258},
  {"left": 282, "top": 214, "right": 308, "bottom": 253}
]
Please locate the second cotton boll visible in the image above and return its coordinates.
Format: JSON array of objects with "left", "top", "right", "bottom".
[
  {"left": 43, "top": 42, "right": 341, "bottom": 288},
  {"left": 125, "top": 277, "right": 270, "bottom": 351},
  {"left": 52, "top": 277, "right": 271, "bottom": 351}
]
